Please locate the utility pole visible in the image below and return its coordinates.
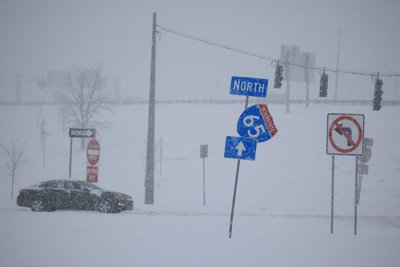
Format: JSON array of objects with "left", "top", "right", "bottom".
[
  {"left": 285, "top": 52, "right": 291, "bottom": 114},
  {"left": 145, "top": 12, "right": 157, "bottom": 205},
  {"left": 334, "top": 27, "right": 351, "bottom": 102},
  {"left": 305, "top": 53, "right": 310, "bottom": 108},
  {"left": 334, "top": 28, "right": 342, "bottom": 103},
  {"left": 16, "top": 74, "right": 22, "bottom": 103}
]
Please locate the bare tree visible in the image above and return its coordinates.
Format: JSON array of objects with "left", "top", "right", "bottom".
[
  {"left": 56, "top": 65, "right": 113, "bottom": 148},
  {"left": 1, "top": 140, "right": 25, "bottom": 198}
]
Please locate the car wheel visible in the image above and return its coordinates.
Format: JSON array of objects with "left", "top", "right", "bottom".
[
  {"left": 31, "top": 199, "right": 45, "bottom": 212},
  {"left": 98, "top": 199, "right": 112, "bottom": 213}
]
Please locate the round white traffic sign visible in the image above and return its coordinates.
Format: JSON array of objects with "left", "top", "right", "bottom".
[{"left": 327, "top": 114, "right": 364, "bottom": 156}]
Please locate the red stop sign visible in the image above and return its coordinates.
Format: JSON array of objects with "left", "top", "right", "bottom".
[{"left": 87, "top": 139, "right": 100, "bottom": 165}]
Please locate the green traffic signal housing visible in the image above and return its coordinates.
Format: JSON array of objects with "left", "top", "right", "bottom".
[
  {"left": 274, "top": 62, "right": 283, "bottom": 89},
  {"left": 373, "top": 74, "right": 384, "bottom": 111},
  {"left": 319, "top": 67, "right": 328, "bottom": 97}
]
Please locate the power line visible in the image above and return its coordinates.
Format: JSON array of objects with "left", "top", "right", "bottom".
[{"left": 157, "top": 25, "right": 400, "bottom": 78}]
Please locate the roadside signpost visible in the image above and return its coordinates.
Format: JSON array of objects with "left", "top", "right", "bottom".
[
  {"left": 86, "top": 138, "right": 100, "bottom": 183},
  {"left": 68, "top": 128, "right": 96, "bottom": 178},
  {"left": 356, "top": 137, "right": 373, "bottom": 206},
  {"left": 237, "top": 104, "right": 278, "bottom": 142},
  {"left": 225, "top": 75, "right": 277, "bottom": 238},
  {"left": 224, "top": 136, "right": 257, "bottom": 160},
  {"left": 200, "top": 145, "right": 208, "bottom": 206},
  {"left": 87, "top": 139, "right": 100, "bottom": 166},
  {"left": 70, "top": 128, "right": 96, "bottom": 138},
  {"left": 326, "top": 113, "right": 365, "bottom": 235},
  {"left": 86, "top": 165, "right": 99, "bottom": 183},
  {"left": 327, "top": 114, "right": 364, "bottom": 156},
  {"left": 230, "top": 76, "right": 268, "bottom": 98}
]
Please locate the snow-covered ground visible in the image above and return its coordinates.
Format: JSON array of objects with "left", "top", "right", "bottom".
[{"left": 0, "top": 101, "right": 399, "bottom": 266}]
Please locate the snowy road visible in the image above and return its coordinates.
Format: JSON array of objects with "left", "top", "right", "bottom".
[
  {"left": 1, "top": 208, "right": 399, "bottom": 267},
  {"left": 1, "top": 103, "right": 400, "bottom": 266}
]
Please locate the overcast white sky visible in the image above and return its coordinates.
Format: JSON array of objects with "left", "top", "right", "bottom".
[{"left": 1, "top": 0, "right": 399, "bottom": 101}]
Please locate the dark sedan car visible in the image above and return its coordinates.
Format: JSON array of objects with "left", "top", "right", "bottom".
[{"left": 17, "top": 179, "right": 133, "bottom": 213}]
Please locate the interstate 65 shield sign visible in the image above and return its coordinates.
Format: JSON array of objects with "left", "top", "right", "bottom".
[{"left": 237, "top": 104, "right": 278, "bottom": 142}]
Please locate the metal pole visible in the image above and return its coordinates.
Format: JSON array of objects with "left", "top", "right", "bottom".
[
  {"left": 357, "top": 166, "right": 363, "bottom": 205},
  {"left": 229, "top": 96, "right": 249, "bottom": 238},
  {"left": 203, "top": 157, "right": 206, "bottom": 206},
  {"left": 160, "top": 137, "right": 163, "bottom": 176},
  {"left": 229, "top": 159, "right": 241, "bottom": 238},
  {"left": 354, "top": 157, "right": 358, "bottom": 235},
  {"left": 145, "top": 12, "right": 157, "bottom": 205},
  {"left": 69, "top": 138, "right": 73, "bottom": 178},
  {"left": 334, "top": 28, "right": 342, "bottom": 103},
  {"left": 16, "top": 74, "right": 22, "bottom": 103},
  {"left": 285, "top": 52, "right": 291, "bottom": 113},
  {"left": 305, "top": 53, "right": 310, "bottom": 108},
  {"left": 331, "top": 155, "right": 335, "bottom": 234},
  {"left": 43, "top": 134, "right": 46, "bottom": 169}
]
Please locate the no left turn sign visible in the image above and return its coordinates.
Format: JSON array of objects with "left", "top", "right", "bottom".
[{"left": 326, "top": 113, "right": 364, "bottom": 156}]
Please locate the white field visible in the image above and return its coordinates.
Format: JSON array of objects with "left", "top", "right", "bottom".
[{"left": 0, "top": 102, "right": 399, "bottom": 267}]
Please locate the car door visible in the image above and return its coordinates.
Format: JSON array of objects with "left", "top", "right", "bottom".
[
  {"left": 65, "top": 181, "right": 96, "bottom": 210},
  {"left": 64, "top": 181, "right": 81, "bottom": 209},
  {"left": 43, "top": 181, "right": 69, "bottom": 209},
  {"left": 75, "top": 182, "right": 98, "bottom": 210}
]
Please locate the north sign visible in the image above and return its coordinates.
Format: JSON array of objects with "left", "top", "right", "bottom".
[
  {"left": 237, "top": 104, "right": 278, "bottom": 143},
  {"left": 224, "top": 136, "right": 257, "bottom": 161},
  {"left": 230, "top": 76, "right": 268, "bottom": 98},
  {"left": 326, "top": 113, "right": 364, "bottom": 156}
]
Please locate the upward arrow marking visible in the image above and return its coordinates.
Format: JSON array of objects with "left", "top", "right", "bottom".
[{"left": 235, "top": 141, "right": 246, "bottom": 157}]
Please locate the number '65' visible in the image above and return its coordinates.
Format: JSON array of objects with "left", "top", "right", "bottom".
[{"left": 243, "top": 115, "right": 266, "bottom": 138}]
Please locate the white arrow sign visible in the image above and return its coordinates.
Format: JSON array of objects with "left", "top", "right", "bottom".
[
  {"left": 69, "top": 128, "right": 96, "bottom": 138},
  {"left": 235, "top": 141, "right": 246, "bottom": 157}
]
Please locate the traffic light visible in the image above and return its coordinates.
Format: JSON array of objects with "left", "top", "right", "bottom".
[
  {"left": 373, "top": 74, "right": 383, "bottom": 111},
  {"left": 319, "top": 68, "right": 328, "bottom": 97},
  {"left": 274, "top": 61, "right": 283, "bottom": 89}
]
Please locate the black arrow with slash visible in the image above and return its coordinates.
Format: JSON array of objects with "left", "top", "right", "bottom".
[{"left": 334, "top": 124, "right": 353, "bottom": 146}]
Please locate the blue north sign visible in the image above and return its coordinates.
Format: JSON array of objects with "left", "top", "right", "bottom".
[{"left": 230, "top": 76, "right": 268, "bottom": 98}]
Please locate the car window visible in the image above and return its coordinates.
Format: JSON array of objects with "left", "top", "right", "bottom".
[
  {"left": 64, "top": 181, "right": 83, "bottom": 190},
  {"left": 76, "top": 183, "right": 90, "bottom": 191},
  {"left": 73, "top": 182, "right": 83, "bottom": 190},
  {"left": 45, "top": 181, "right": 64, "bottom": 189},
  {"left": 64, "top": 182, "right": 74, "bottom": 190},
  {"left": 80, "top": 181, "right": 102, "bottom": 190}
]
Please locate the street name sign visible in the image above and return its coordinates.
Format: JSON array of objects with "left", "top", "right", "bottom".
[
  {"left": 69, "top": 128, "right": 96, "bottom": 138},
  {"left": 230, "top": 76, "right": 268, "bottom": 98},
  {"left": 326, "top": 113, "right": 364, "bottom": 156},
  {"left": 237, "top": 104, "right": 278, "bottom": 143},
  {"left": 224, "top": 136, "right": 257, "bottom": 161}
]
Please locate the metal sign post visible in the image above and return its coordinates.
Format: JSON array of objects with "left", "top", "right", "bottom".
[
  {"left": 69, "top": 137, "right": 73, "bottom": 178},
  {"left": 354, "top": 157, "right": 358, "bottom": 235},
  {"left": 68, "top": 128, "right": 96, "bottom": 178},
  {"left": 326, "top": 113, "right": 365, "bottom": 235},
  {"left": 225, "top": 75, "right": 277, "bottom": 238},
  {"left": 330, "top": 155, "right": 335, "bottom": 234},
  {"left": 200, "top": 144, "right": 208, "bottom": 206},
  {"left": 229, "top": 96, "right": 249, "bottom": 239}
]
